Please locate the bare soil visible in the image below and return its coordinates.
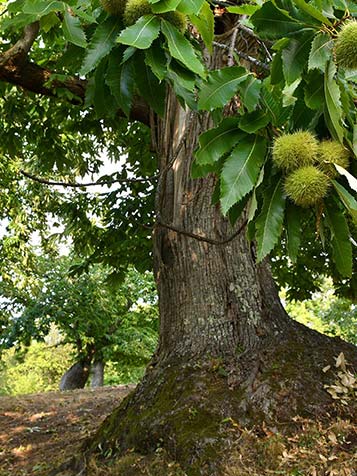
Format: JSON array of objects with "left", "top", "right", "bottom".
[{"left": 0, "top": 385, "right": 133, "bottom": 476}]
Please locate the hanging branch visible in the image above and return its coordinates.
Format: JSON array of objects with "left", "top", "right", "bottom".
[
  {"left": 20, "top": 169, "right": 158, "bottom": 188},
  {"left": 157, "top": 218, "right": 248, "bottom": 246}
]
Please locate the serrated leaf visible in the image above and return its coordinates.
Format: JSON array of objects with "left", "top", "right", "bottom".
[
  {"left": 145, "top": 42, "right": 168, "bottom": 80},
  {"left": 227, "top": 5, "right": 259, "bottom": 15},
  {"left": 304, "top": 70, "right": 324, "bottom": 109},
  {"left": 308, "top": 33, "right": 333, "bottom": 71},
  {"left": 63, "top": 10, "right": 87, "bottom": 48},
  {"left": 255, "top": 177, "right": 285, "bottom": 262},
  {"left": 81, "top": 17, "right": 122, "bottom": 75},
  {"left": 286, "top": 203, "right": 302, "bottom": 262},
  {"left": 251, "top": 1, "right": 307, "bottom": 40},
  {"left": 152, "top": 0, "right": 181, "bottom": 13},
  {"left": 135, "top": 56, "right": 166, "bottom": 116},
  {"left": 220, "top": 135, "right": 266, "bottom": 214},
  {"left": 161, "top": 20, "right": 205, "bottom": 77},
  {"left": 324, "top": 61, "right": 344, "bottom": 142},
  {"left": 118, "top": 15, "right": 161, "bottom": 50},
  {"left": 333, "top": 181, "right": 357, "bottom": 224},
  {"left": 23, "top": 0, "right": 64, "bottom": 16},
  {"left": 198, "top": 66, "right": 249, "bottom": 111},
  {"left": 168, "top": 61, "right": 195, "bottom": 92},
  {"left": 239, "top": 110, "right": 270, "bottom": 133},
  {"left": 106, "top": 53, "right": 135, "bottom": 117},
  {"left": 92, "top": 59, "right": 117, "bottom": 118},
  {"left": 282, "top": 32, "right": 314, "bottom": 85},
  {"left": 178, "top": 0, "right": 205, "bottom": 14},
  {"left": 282, "top": 77, "right": 301, "bottom": 106},
  {"left": 294, "top": 0, "right": 332, "bottom": 25},
  {"left": 189, "top": 2, "right": 214, "bottom": 53},
  {"left": 261, "top": 85, "right": 281, "bottom": 124},
  {"left": 195, "top": 118, "right": 242, "bottom": 165},
  {"left": 238, "top": 76, "right": 262, "bottom": 112},
  {"left": 325, "top": 204, "right": 352, "bottom": 277},
  {"left": 335, "top": 165, "right": 357, "bottom": 192}
]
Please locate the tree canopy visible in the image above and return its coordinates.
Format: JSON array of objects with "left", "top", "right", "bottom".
[{"left": 0, "top": 0, "right": 356, "bottom": 304}]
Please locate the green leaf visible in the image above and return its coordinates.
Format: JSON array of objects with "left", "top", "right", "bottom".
[
  {"left": 325, "top": 204, "right": 352, "bottom": 277},
  {"left": 93, "top": 61, "right": 117, "bottom": 118},
  {"left": 255, "top": 177, "right": 285, "bottom": 262},
  {"left": 145, "top": 43, "right": 168, "bottom": 81},
  {"left": 161, "top": 20, "right": 205, "bottom": 77},
  {"left": 23, "top": 0, "right": 65, "bottom": 16},
  {"left": 308, "top": 33, "right": 333, "bottom": 72},
  {"left": 106, "top": 53, "right": 135, "bottom": 117},
  {"left": 282, "top": 77, "right": 302, "bottom": 107},
  {"left": 285, "top": 203, "right": 302, "bottom": 263},
  {"left": 251, "top": 1, "right": 307, "bottom": 40},
  {"left": 178, "top": 0, "right": 205, "bottom": 14},
  {"left": 334, "top": 165, "right": 357, "bottom": 192},
  {"left": 63, "top": 10, "right": 87, "bottom": 48},
  {"left": 135, "top": 57, "right": 166, "bottom": 116},
  {"left": 293, "top": 0, "right": 332, "bottom": 25},
  {"left": 333, "top": 180, "right": 357, "bottom": 224},
  {"left": 81, "top": 17, "right": 122, "bottom": 75},
  {"left": 239, "top": 110, "right": 270, "bottom": 133},
  {"left": 282, "top": 32, "right": 314, "bottom": 85},
  {"left": 152, "top": 0, "right": 181, "bottom": 13},
  {"left": 189, "top": 2, "right": 214, "bottom": 53},
  {"left": 238, "top": 76, "right": 262, "bottom": 112},
  {"left": 168, "top": 61, "right": 196, "bottom": 92},
  {"left": 198, "top": 66, "right": 249, "bottom": 111},
  {"left": 220, "top": 135, "right": 266, "bottom": 214},
  {"left": 304, "top": 70, "right": 324, "bottom": 109},
  {"left": 118, "top": 15, "right": 161, "bottom": 50},
  {"left": 195, "top": 118, "right": 242, "bottom": 165},
  {"left": 227, "top": 5, "right": 259, "bottom": 15},
  {"left": 324, "top": 61, "right": 344, "bottom": 142}
]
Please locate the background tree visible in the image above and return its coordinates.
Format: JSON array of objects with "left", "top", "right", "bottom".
[
  {"left": 0, "top": 0, "right": 356, "bottom": 474},
  {"left": 1, "top": 255, "right": 158, "bottom": 389}
]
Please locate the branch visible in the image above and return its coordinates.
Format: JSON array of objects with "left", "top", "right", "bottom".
[
  {"left": 0, "top": 25, "right": 150, "bottom": 124},
  {"left": 20, "top": 169, "right": 158, "bottom": 188},
  {"left": 157, "top": 218, "right": 248, "bottom": 246},
  {"left": 213, "top": 41, "right": 269, "bottom": 70},
  {"left": 0, "top": 22, "right": 39, "bottom": 64}
]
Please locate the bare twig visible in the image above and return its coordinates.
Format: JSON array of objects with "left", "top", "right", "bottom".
[
  {"left": 20, "top": 169, "right": 158, "bottom": 188},
  {"left": 228, "top": 26, "right": 239, "bottom": 66},
  {"left": 213, "top": 41, "right": 269, "bottom": 70},
  {"left": 157, "top": 218, "right": 248, "bottom": 246}
]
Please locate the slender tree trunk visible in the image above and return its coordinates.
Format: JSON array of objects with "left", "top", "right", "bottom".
[
  {"left": 65, "top": 27, "right": 357, "bottom": 476},
  {"left": 90, "top": 360, "right": 105, "bottom": 388}
]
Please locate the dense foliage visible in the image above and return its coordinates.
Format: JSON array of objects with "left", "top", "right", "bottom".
[
  {"left": 0, "top": 0, "right": 356, "bottom": 304},
  {"left": 0, "top": 255, "right": 158, "bottom": 387}
]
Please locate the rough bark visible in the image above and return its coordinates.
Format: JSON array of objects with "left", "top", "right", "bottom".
[
  {"left": 90, "top": 361, "right": 105, "bottom": 388},
  {"left": 59, "top": 361, "right": 91, "bottom": 391},
  {"left": 58, "top": 27, "right": 357, "bottom": 476},
  {"left": 4, "top": 19, "right": 356, "bottom": 476}
]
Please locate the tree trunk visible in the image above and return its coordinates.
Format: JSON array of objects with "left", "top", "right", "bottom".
[
  {"left": 90, "top": 360, "right": 105, "bottom": 388},
  {"left": 61, "top": 27, "right": 357, "bottom": 476},
  {"left": 59, "top": 361, "right": 91, "bottom": 391}
]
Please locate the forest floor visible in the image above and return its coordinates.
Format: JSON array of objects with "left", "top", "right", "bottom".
[
  {"left": 0, "top": 385, "right": 134, "bottom": 476},
  {"left": 0, "top": 384, "right": 356, "bottom": 476}
]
